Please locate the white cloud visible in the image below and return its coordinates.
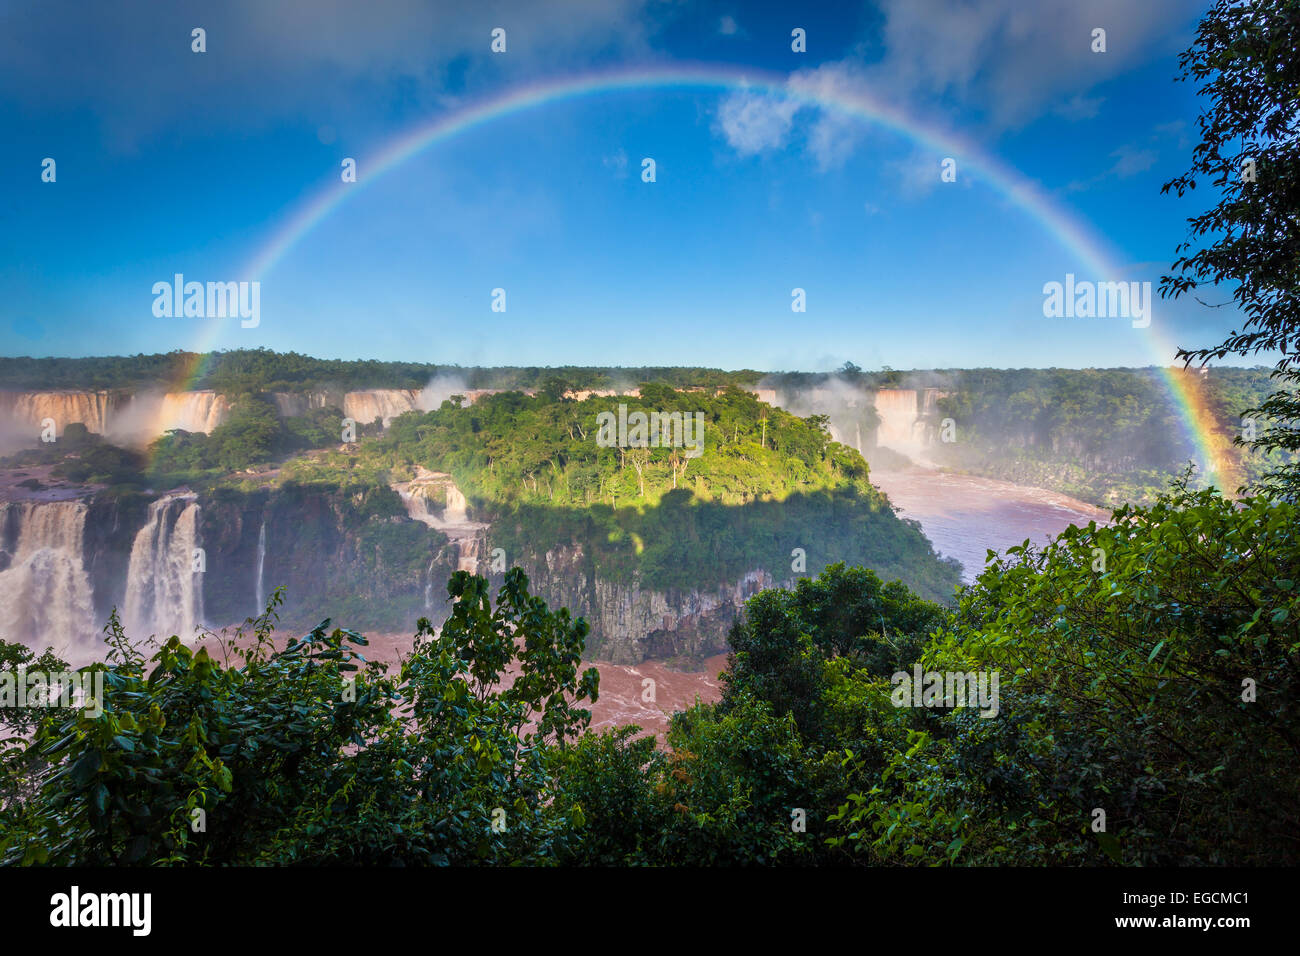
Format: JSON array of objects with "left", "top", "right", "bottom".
[
  {"left": 719, "top": 15, "right": 739, "bottom": 36},
  {"left": 888, "top": 148, "right": 947, "bottom": 198},
  {"left": 1110, "top": 144, "right": 1158, "bottom": 178},
  {"left": 1065, "top": 127, "right": 1180, "bottom": 192},
  {"left": 712, "top": 0, "right": 1200, "bottom": 174},
  {"left": 716, "top": 87, "right": 800, "bottom": 155},
  {"left": 715, "top": 63, "right": 872, "bottom": 170},
  {"left": 868, "top": 0, "right": 1201, "bottom": 128},
  {"left": 789, "top": 64, "right": 871, "bottom": 171},
  {"left": 0, "top": 0, "right": 657, "bottom": 147}
]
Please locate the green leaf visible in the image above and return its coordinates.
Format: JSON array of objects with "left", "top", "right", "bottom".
[
  {"left": 1096, "top": 831, "right": 1122, "bottom": 864},
  {"left": 70, "top": 750, "right": 101, "bottom": 785}
]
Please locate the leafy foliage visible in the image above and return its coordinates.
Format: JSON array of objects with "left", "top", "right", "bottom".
[
  {"left": 1161, "top": 0, "right": 1300, "bottom": 497},
  {"left": 2, "top": 571, "right": 598, "bottom": 865},
  {"left": 827, "top": 483, "right": 1300, "bottom": 865},
  {"left": 289, "top": 386, "right": 962, "bottom": 601}
]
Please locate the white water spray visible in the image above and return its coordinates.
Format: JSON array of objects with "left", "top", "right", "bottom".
[
  {"left": 123, "top": 496, "right": 204, "bottom": 642},
  {"left": 255, "top": 520, "right": 267, "bottom": 613},
  {"left": 0, "top": 500, "right": 97, "bottom": 659}
]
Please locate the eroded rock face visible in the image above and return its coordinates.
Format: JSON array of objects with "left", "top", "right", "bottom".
[
  {"left": 389, "top": 478, "right": 767, "bottom": 664},
  {"left": 196, "top": 486, "right": 458, "bottom": 634},
  {"left": 513, "top": 543, "right": 782, "bottom": 664},
  {"left": 1, "top": 468, "right": 771, "bottom": 667}
]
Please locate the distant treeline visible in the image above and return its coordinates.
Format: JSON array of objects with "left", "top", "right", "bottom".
[
  {"left": 762, "top": 362, "right": 1288, "bottom": 504},
  {"left": 914, "top": 366, "right": 1288, "bottom": 504},
  {"left": 2, "top": 350, "right": 1288, "bottom": 502},
  {"left": 0, "top": 349, "right": 761, "bottom": 394}
]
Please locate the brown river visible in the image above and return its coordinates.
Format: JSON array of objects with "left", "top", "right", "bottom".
[{"left": 870, "top": 469, "right": 1110, "bottom": 584}]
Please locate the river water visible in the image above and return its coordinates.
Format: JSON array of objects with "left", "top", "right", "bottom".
[{"left": 870, "top": 469, "right": 1110, "bottom": 583}]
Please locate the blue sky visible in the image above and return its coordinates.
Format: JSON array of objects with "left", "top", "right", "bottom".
[{"left": 0, "top": 0, "right": 1241, "bottom": 372}]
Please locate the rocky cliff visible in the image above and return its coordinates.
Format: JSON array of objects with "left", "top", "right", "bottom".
[
  {"left": 512, "top": 542, "right": 782, "bottom": 663},
  {"left": 1, "top": 470, "right": 869, "bottom": 666}
]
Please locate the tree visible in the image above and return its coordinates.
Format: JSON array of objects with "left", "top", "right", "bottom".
[
  {"left": 1161, "top": 0, "right": 1300, "bottom": 497},
  {"left": 4, "top": 570, "right": 600, "bottom": 866},
  {"left": 722, "top": 563, "right": 949, "bottom": 739}
]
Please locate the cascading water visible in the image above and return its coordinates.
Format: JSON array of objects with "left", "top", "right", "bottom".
[
  {"left": 0, "top": 500, "right": 97, "bottom": 659},
  {"left": 392, "top": 474, "right": 488, "bottom": 579},
  {"left": 123, "top": 496, "right": 204, "bottom": 642},
  {"left": 0, "top": 390, "right": 119, "bottom": 447},
  {"left": 342, "top": 389, "right": 422, "bottom": 428},
  {"left": 254, "top": 520, "right": 267, "bottom": 614},
  {"left": 109, "top": 390, "right": 233, "bottom": 446},
  {"left": 399, "top": 489, "right": 434, "bottom": 526},
  {"left": 872, "top": 389, "right": 933, "bottom": 460},
  {"left": 153, "top": 391, "right": 232, "bottom": 436},
  {"left": 443, "top": 483, "right": 468, "bottom": 523}
]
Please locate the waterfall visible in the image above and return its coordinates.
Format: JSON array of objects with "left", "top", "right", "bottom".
[
  {"left": 455, "top": 529, "right": 485, "bottom": 574},
  {"left": 123, "top": 496, "right": 204, "bottom": 642},
  {"left": 270, "top": 389, "right": 340, "bottom": 418},
  {"left": 399, "top": 489, "right": 436, "bottom": 527},
  {"left": 872, "top": 389, "right": 931, "bottom": 460},
  {"left": 444, "top": 483, "right": 468, "bottom": 523},
  {"left": 855, "top": 421, "right": 863, "bottom": 454},
  {"left": 342, "top": 389, "right": 421, "bottom": 428},
  {"left": 155, "top": 391, "right": 231, "bottom": 434},
  {"left": 254, "top": 520, "right": 267, "bottom": 613},
  {"left": 392, "top": 477, "right": 478, "bottom": 532},
  {"left": 0, "top": 501, "right": 97, "bottom": 659},
  {"left": 0, "top": 390, "right": 119, "bottom": 445},
  {"left": 392, "top": 475, "right": 488, "bottom": 582},
  {"left": 109, "top": 390, "right": 233, "bottom": 445}
]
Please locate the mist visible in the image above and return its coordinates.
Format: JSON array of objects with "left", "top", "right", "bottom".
[
  {"left": 759, "top": 368, "right": 946, "bottom": 470},
  {"left": 418, "top": 372, "right": 470, "bottom": 411}
]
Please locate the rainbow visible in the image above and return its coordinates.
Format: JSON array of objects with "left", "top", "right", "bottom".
[{"left": 204, "top": 63, "right": 1231, "bottom": 486}]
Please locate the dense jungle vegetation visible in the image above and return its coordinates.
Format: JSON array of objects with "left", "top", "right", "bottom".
[
  {"left": 3, "top": 482, "right": 1295, "bottom": 865},
  {"left": 0, "top": 350, "right": 760, "bottom": 394},
  {"left": 2, "top": 357, "right": 1288, "bottom": 513},
  {"left": 280, "top": 383, "right": 962, "bottom": 599},
  {"left": 2, "top": 0, "right": 1298, "bottom": 867}
]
